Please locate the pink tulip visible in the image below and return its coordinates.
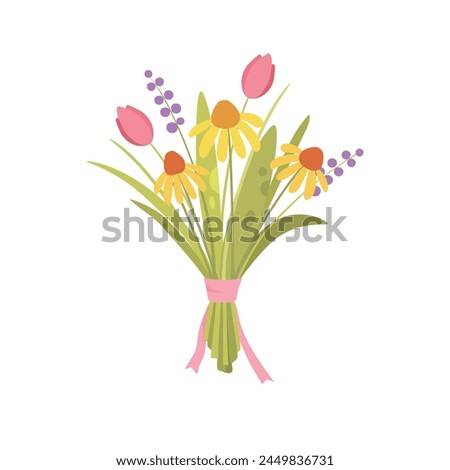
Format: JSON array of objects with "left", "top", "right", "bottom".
[
  {"left": 241, "top": 54, "right": 275, "bottom": 99},
  {"left": 116, "top": 105, "right": 154, "bottom": 146}
]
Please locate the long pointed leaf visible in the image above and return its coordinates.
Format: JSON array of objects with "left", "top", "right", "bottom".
[
  {"left": 88, "top": 161, "right": 210, "bottom": 272},
  {"left": 223, "top": 126, "right": 277, "bottom": 277},
  {"left": 195, "top": 92, "right": 222, "bottom": 273},
  {"left": 239, "top": 214, "right": 326, "bottom": 276},
  {"left": 132, "top": 200, "right": 210, "bottom": 276}
]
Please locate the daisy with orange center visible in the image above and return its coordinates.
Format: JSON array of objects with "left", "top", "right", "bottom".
[
  {"left": 270, "top": 144, "right": 329, "bottom": 200},
  {"left": 189, "top": 100, "right": 263, "bottom": 162},
  {"left": 154, "top": 151, "right": 209, "bottom": 204}
]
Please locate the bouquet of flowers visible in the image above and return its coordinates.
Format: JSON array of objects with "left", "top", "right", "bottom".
[{"left": 90, "top": 54, "right": 363, "bottom": 382}]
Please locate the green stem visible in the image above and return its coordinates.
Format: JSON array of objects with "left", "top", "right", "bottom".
[
  {"left": 183, "top": 188, "right": 215, "bottom": 271},
  {"left": 151, "top": 144, "right": 165, "bottom": 163},
  {"left": 150, "top": 143, "right": 205, "bottom": 248},
  {"left": 258, "top": 85, "right": 289, "bottom": 138},
  {"left": 150, "top": 86, "right": 215, "bottom": 270},
  {"left": 221, "top": 87, "right": 290, "bottom": 278},
  {"left": 221, "top": 164, "right": 230, "bottom": 221},
  {"left": 221, "top": 132, "right": 236, "bottom": 279},
  {"left": 264, "top": 171, "right": 298, "bottom": 223},
  {"left": 111, "top": 139, "right": 157, "bottom": 184},
  {"left": 220, "top": 100, "right": 248, "bottom": 220}
]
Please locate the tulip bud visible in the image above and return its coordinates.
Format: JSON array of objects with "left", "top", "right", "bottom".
[
  {"left": 241, "top": 54, "right": 275, "bottom": 99},
  {"left": 116, "top": 105, "right": 154, "bottom": 146}
]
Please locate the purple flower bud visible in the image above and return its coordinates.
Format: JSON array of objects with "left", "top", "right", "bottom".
[
  {"left": 171, "top": 103, "right": 181, "bottom": 113},
  {"left": 164, "top": 90, "right": 174, "bottom": 100},
  {"left": 144, "top": 70, "right": 153, "bottom": 78},
  {"left": 155, "top": 77, "right": 164, "bottom": 86},
  {"left": 326, "top": 175, "right": 333, "bottom": 185},
  {"left": 161, "top": 107, "right": 170, "bottom": 117},
  {"left": 334, "top": 167, "right": 344, "bottom": 177},
  {"left": 327, "top": 158, "right": 337, "bottom": 168},
  {"left": 347, "top": 159, "right": 356, "bottom": 167},
  {"left": 147, "top": 82, "right": 156, "bottom": 91},
  {"left": 167, "top": 122, "right": 178, "bottom": 133},
  {"left": 342, "top": 150, "right": 351, "bottom": 159},
  {"left": 313, "top": 186, "right": 321, "bottom": 197},
  {"left": 356, "top": 148, "right": 364, "bottom": 157}
]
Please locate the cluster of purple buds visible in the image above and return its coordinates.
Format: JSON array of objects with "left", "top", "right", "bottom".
[
  {"left": 144, "top": 70, "right": 184, "bottom": 134},
  {"left": 314, "top": 148, "right": 364, "bottom": 197}
]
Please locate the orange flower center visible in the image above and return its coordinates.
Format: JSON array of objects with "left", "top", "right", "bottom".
[
  {"left": 299, "top": 147, "right": 323, "bottom": 171},
  {"left": 211, "top": 100, "right": 240, "bottom": 129},
  {"left": 164, "top": 151, "right": 186, "bottom": 175}
]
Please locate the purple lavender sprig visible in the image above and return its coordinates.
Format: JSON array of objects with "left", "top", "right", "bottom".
[
  {"left": 144, "top": 70, "right": 184, "bottom": 134},
  {"left": 313, "top": 148, "right": 364, "bottom": 197}
]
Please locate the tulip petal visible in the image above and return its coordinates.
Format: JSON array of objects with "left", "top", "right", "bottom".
[
  {"left": 241, "top": 53, "right": 275, "bottom": 99},
  {"left": 116, "top": 105, "right": 153, "bottom": 146}
]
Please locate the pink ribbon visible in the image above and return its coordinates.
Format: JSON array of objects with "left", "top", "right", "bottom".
[{"left": 186, "top": 279, "right": 273, "bottom": 383}]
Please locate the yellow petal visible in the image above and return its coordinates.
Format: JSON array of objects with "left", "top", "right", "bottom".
[
  {"left": 270, "top": 154, "right": 298, "bottom": 169},
  {"left": 281, "top": 143, "right": 301, "bottom": 154},
  {"left": 173, "top": 176, "right": 184, "bottom": 204},
  {"left": 238, "top": 121, "right": 261, "bottom": 152},
  {"left": 304, "top": 169, "right": 317, "bottom": 200},
  {"left": 276, "top": 163, "right": 301, "bottom": 181},
  {"left": 154, "top": 172, "right": 166, "bottom": 194},
  {"left": 186, "top": 163, "right": 209, "bottom": 176},
  {"left": 241, "top": 113, "right": 263, "bottom": 127},
  {"left": 163, "top": 176, "right": 173, "bottom": 204},
  {"left": 179, "top": 172, "right": 197, "bottom": 199},
  {"left": 217, "top": 129, "right": 228, "bottom": 162},
  {"left": 189, "top": 120, "right": 211, "bottom": 137},
  {"left": 231, "top": 128, "right": 246, "bottom": 158},
  {"left": 288, "top": 167, "right": 307, "bottom": 193},
  {"left": 316, "top": 170, "right": 328, "bottom": 192},
  {"left": 185, "top": 168, "right": 206, "bottom": 192},
  {"left": 199, "top": 126, "right": 219, "bottom": 157}
]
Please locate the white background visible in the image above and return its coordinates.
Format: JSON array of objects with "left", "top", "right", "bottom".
[{"left": 1, "top": 1, "right": 449, "bottom": 469}]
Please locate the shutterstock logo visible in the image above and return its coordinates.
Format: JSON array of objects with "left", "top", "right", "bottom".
[{"left": 101, "top": 207, "right": 347, "bottom": 243}]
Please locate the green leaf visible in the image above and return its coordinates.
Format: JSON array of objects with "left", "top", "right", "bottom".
[
  {"left": 239, "top": 214, "right": 326, "bottom": 276},
  {"left": 195, "top": 92, "right": 222, "bottom": 272},
  {"left": 264, "top": 115, "right": 310, "bottom": 207},
  {"left": 224, "top": 126, "right": 277, "bottom": 276},
  {"left": 132, "top": 200, "right": 210, "bottom": 276},
  {"left": 89, "top": 161, "right": 168, "bottom": 214},
  {"left": 88, "top": 161, "right": 211, "bottom": 275}
]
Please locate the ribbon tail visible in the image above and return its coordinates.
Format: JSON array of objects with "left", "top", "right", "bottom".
[
  {"left": 236, "top": 306, "right": 273, "bottom": 383},
  {"left": 186, "top": 307, "right": 208, "bottom": 373}
]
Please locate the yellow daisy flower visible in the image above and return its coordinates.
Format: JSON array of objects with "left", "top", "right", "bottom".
[
  {"left": 155, "top": 151, "right": 209, "bottom": 204},
  {"left": 189, "top": 100, "right": 263, "bottom": 162},
  {"left": 270, "top": 145, "right": 328, "bottom": 200}
]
